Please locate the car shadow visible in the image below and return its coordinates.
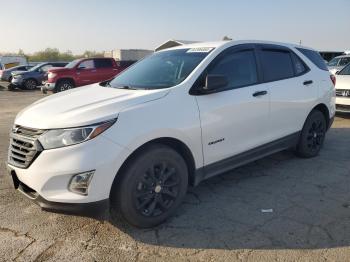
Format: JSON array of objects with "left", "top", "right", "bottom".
[{"left": 109, "top": 127, "right": 350, "bottom": 250}]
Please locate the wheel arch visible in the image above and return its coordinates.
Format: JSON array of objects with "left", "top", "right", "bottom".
[
  {"left": 110, "top": 137, "right": 197, "bottom": 199},
  {"left": 311, "top": 103, "right": 330, "bottom": 129},
  {"left": 56, "top": 77, "right": 76, "bottom": 87}
]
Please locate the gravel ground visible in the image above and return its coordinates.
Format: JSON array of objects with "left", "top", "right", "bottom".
[{"left": 0, "top": 82, "right": 350, "bottom": 262}]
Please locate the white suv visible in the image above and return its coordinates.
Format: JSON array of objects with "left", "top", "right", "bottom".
[{"left": 7, "top": 40, "right": 336, "bottom": 228}]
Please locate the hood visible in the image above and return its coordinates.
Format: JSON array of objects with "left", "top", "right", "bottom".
[
  {"left": 335, "top": 75, "right": 350, "bottom": 90},
  {"left": 11, "top": 70, "right": 27, "bottom": 76},
  {"left": 15, "top": 83, "right": 169, "bottom": 129},
  {"left": 48, "top": 67, "right": 72, "bottom": 73}
]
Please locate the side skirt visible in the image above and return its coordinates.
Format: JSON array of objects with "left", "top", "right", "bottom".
[{"left": 193, "top": 132, "right": 300, "bottom": 186}]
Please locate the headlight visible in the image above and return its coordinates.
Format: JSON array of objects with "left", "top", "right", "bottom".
[
  {"left": 38, "top": 119, "right": 116, "bottom": 149},
  {"left": 48, "top": 72, "right": 57, "bottom": 79}
]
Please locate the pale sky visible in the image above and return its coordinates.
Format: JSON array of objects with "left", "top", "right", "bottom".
[{"left": 1, "top": 0, "right": 349, "bottom": 54}]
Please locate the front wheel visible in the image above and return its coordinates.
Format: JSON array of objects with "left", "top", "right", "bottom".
[
  {"left": 110, "top": 144, "right": 188, "bottom": 228},
  {"left": 296, "top": 110, "right": 327, "bottom": 158},
  {"left": 24, "top": 79, "right": 37, "bottom": 90},
  {"left": 55, "top": 80, "right": 74, "bottom": 93}
]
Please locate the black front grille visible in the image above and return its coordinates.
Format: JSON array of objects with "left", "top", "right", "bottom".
[
  {"left": 336, "top": 89, "right": 350, "bottom": 97},
  {"left": 8, "top": 126, "right": 45, "bottom": 169}
]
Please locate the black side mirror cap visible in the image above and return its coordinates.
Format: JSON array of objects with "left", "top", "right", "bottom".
[{"left": 204, "top": 74, "right": 228, "bottom": 92}]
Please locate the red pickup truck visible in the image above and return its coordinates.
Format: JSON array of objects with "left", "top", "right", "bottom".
[{"left": 42, "top": 58, "right": 134, "bottom": 93}]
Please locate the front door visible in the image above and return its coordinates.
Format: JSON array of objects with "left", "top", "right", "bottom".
[
  {"left": 194, "top": 45, "right": 270, "bottom": 166},
  {"left": 76, "top": 59, "right": 99, "bottom": 86}
]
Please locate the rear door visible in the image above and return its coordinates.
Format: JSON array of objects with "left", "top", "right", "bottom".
[
  {"left": 94, "top": 58, "right": 116, "bottom": 81},
  {"left": 76, "top": 59, "right": 99, "bottom": 85},
  {"left": 256, "top": 44, "right": 317, "bottom": 141}
]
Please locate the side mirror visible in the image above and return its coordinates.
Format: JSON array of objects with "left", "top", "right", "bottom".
[{"left": 204, "top": 74, "right": 228, "bottom": 92}]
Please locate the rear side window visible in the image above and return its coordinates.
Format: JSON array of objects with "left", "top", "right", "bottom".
[
  {"left": 95, "top": 59, "right": 113, "bottom": 68},
  {"left": 260, "top": 50, "right": 294, "bottom": 82},
  {"left": 208, "top": 50, "right": 258, "bottom": 89},
  {"left": 296, "top": 48, "right": 328, "bottom": 71}
]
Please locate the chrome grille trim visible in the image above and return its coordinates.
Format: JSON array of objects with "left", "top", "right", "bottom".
[
  {"left": 8, "top": 126, "right": 45, "bottom": 169},
  {"left": 336, "top": 89, "right": 350, "bottom": 97}
]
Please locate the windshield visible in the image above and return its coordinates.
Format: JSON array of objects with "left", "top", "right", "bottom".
[
  {"left": 29, "top": 63, "right": 45, "bottom": 71},
  {"left": 338, "top": 63, "right": 350, "bottom": 75},
  {"left": 109, "top": 48, "right": 212, "bottom": 89},
  {"left": 327, "top": 57, "right": 340, "bottom": 67},
  {"left": 65, "top": 59, "right": 81, "bottom": 68}
]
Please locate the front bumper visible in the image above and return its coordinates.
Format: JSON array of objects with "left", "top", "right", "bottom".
[
  {"left": 42, "top": 82, "right": 56, "bottom": 92},
  {"left": 7, "top": 132, "right": 131, "bottom": 206},
  {"left": 9, "top": 169, "right": 109, "bottom": 217},
  {"left": 336, "top": 97, "right": 350, "bottom": 113},
  {"left": 11, "top": 77, "right": 24, "bottom": 86}
]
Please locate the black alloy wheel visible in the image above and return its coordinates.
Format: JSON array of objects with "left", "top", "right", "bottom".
[{"left": 296, "top": 110, "right": 327, "bottom": 158}]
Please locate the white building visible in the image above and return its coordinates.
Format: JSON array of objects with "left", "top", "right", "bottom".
[{"left": 104, "top": 49, "right": 153, "bottom": 61}]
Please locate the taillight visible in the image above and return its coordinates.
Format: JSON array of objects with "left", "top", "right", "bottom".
[{"left": 330, "top": 75, "right": 336, "bottom": 87}]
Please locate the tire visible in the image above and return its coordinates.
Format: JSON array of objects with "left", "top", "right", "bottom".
[
  {"left": 24, "top": 79, "right": 37, "bottom": 90},
  {"left": 110, "top": 144, "right": 188, "bottom": 228},
  {"left": 55, "top": 80, "right": 74, "bottom": 93},
  {"left": 296, "top": 110, "right": 327, "bottom": 158}
]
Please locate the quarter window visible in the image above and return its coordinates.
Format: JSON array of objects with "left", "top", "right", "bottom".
[
  {"left": 208, "top": 50, "right": 258, "bottom": 89},
  {"left": 291, "top": 53, "right": 308, "bottom": 75},
  {"left": 260, "top": 50, "right": 294, "bottom": 82},
  {"left": 296, "top": 48, "right": 328, "bottom": 71}
]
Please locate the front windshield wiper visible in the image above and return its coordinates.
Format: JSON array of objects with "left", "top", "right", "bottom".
[{"left": 116, "top": 85, "right": 145, "bottom": 90}]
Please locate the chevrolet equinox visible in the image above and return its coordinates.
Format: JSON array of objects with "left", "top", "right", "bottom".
[{"left": 7, "top": 40, "right": 336, "bottom": 228}]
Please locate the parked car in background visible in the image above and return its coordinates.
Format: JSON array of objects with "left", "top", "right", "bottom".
[
  {"left": 0, "top": 65, "right": 33, "bottom": 82},
  {"left": 0, "top": 56, "right": 27, "bottom": 70},
  {"left": 334, "top": 63, "right": 350, "bottom": 113},
  {"left": 11, "top": 62, "right": 67, "bottom": 90},
  {"left": 319, "top": 51, "right": 345, "bottom": 63},
  {"left": 7, "top": 40, "right": 335, "bottom": 228},
  {"left": 327, "top": 55, "right": 350, "bottom": 75},
  {"left": 42, "top": 58, "right": 134, "bottom": 93}
]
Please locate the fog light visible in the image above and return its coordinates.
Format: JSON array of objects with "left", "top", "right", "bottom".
[{"left": 68, "top": 170, "right": 95, "bottom": 195}]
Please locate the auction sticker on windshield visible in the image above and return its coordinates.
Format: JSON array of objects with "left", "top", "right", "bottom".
[{"left": 187, "top": 47, "right": 214, "bottom": 53}]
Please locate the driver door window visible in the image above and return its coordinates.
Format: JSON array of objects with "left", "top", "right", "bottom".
[
  {"left": 78, "top": 60, "right": 95, "bottom": 70},
  {"left": 208, "top": 50, "right": 258, "bottom": 89}
]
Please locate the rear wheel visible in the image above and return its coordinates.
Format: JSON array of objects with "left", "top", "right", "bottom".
[
  {"left": 296, "top": 110, "right": 327, "bottom": 158},
  {"left": 110, "top": 144, "right": 188, "bottom": 228},
  {"left": 55, "top": 80, "right": 74, "bottom": 93},
  {"left": 24, "top": 79, "right": 37, "bottom": 90}
]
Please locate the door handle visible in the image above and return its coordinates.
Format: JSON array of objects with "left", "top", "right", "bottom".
[
  {"left": 252, "top": 90, "right": 268, "bottom": 97},
  {"left": 303, "top": 80, "right": 313, "bottom": 85}
]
